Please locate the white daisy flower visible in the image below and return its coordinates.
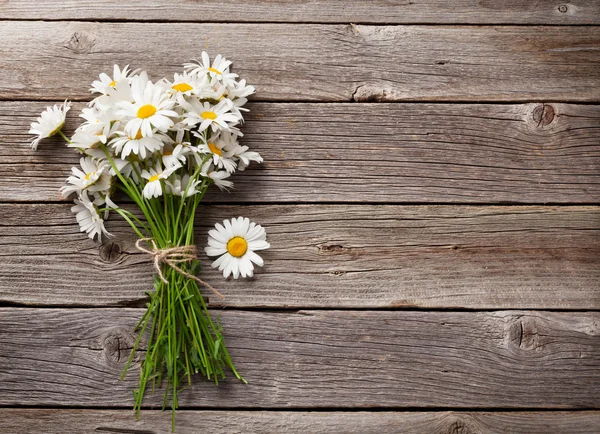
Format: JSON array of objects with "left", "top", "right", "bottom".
[
  {"left": 227, "top": 79, "right": 255, "bottom": 109},
  {"left": 141, "top": 163, "right": 181, "bottom": 199},
  {"left": 166, "top": 173, "right": 202, "bottom": 197},
  {"left": 28, "top": 100, "right": 72, "bottom": 150},
  {"left": 200, "top": 161, "right": 233, "bottom": 191},
  {"left": 165, "top": 71, "right": 208, "bottom": 96},
  {"left": 69, "top": 121, "right": 120, "bottom": 150},
  {"left": 162, "top": 144, "right": 189, "bottom": 169},
  {"left": 71, "top": 192, "right": 111, "bottom": 241},
  {"left": 178, "top": 95, "right": 240, "bottom": 133},
  {"left": 205, "top": 217, "right": 270, "bottom": 279},
  {"left": 93, "top": 78, "right": 133, "bottom": 109},
  {"left": 110, "top": 130, "right": 163, "bottom": 159},
  {"left": 195, "top": 133, "right": 237, "bottom": 173},
  {"left": 230, "top": 143, "right": 263, "bottom": 171},
  {"left": 60, "top": 157, "right": 111, "bottom": 198},
  {"left": 184, "top": 52, "right": 238, "bottom": 87},
  {"left": 118, "top": 73, "right": 178, "bottom": 137},
  {"left": 90, "top": 64, "right": 132, "bottom": 95}
]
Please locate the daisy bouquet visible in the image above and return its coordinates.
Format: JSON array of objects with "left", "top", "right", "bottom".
[{"left": 28, "top": 53, "right": 269, "bottom": 429}]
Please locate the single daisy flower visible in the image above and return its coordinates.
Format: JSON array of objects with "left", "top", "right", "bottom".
[
  {"left": 28, "top": 100, "right": 72, "bottom": 150},
  {"left": 110, "top": 130, "right": 163, "bottom": 159},
  {"left": 200, "top": 161, "right": 233, "bottom": 191},
  {"left": 230, "top": 143, "right": 263, "bottom": 171},
  {"left": 90, "top": 64, "right": 132, "bottom": 95},
  {"left": 61, "top": 157, "right": 111, "bottom": 198},
  {"left": 166, "top": 173, "right": 202, "bottom": 197},
  {"left": 141, "top": 163, "right": 181, "bottom": 199},
  {"left": 165, "top": 71, "right": 208, "bottom": 96},
  {"left": 184, "top": 52, "right": 238, "bottom": 87},
  {"left": 227, "top": 79, "right": 255, "bottom": 109},
  {"left": 195, "top": 132, "right": 237, "bottom": 173},
  {"left": 162, "top": 144, "right": 189, "bottom": 169},
  {"left": 205, "top": 217, "right": 270, "bottom": 279},
  {"left": 118, "top": 73, "right": 178, "bottom": 138},
  {"left": 71, "top": 192, "right": 111, "bottom": 241},
  {"left": 178, "top": 95, "right": 240, "bottom": 133}
]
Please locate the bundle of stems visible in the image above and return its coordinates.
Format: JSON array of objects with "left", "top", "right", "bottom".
[{"left": 103, "top": 145, "right": 246, "bottom": 431}]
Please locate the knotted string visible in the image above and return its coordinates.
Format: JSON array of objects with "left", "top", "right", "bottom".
[{"left": 135, "top": 237, "right": 224, "bottom": 299}]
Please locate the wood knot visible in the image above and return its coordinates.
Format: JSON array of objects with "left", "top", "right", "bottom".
[
  {"left": 532, "top": 104, "right": 555, "bottom": 128},
  {"left": 65, "top": 30, "right": 96, "bottom": 54},
  {"left": 446, "top": 419, "right": 475, "bottom": 434},
  {"left": 102, "top": 328, "right": 137, "bottom": 366},
  {"left": 318, "top": 244, "right": 346, "bottom": 253},
  {"left": 507, "top": 315, "right": 541, "bottom": 352},
  {"left": 99, "top": 241, "right": 122, "bottom": 263},
  {"left": 558, "top": 4, "right": 568, "bottom": 13}
]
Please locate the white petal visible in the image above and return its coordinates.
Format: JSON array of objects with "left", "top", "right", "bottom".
[
  {"left": 205, "top": 246, "right": 227, "bottom": 257},
  {"left": 245, "top": 250, "right": 264, "bottom": 267},
  {"left": 248, "top": 240, "right": 270, "bottom": 251}
]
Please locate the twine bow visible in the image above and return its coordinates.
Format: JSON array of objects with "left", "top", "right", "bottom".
[{"left": 135, "top": 237, "right": 224, "bottom": 299}]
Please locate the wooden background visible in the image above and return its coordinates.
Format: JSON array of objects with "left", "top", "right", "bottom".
[{"left": 1, "top": 1, "right": 599, "bottom": 433}]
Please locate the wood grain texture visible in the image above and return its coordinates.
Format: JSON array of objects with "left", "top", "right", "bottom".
[
  {"left": 2, "top": 409, "right": 600, "bottom": 434},
  {"left": 4, "top": 102, "right": 600, "bottom": 203},
  {"left": 1, "top": 22, "right": 599, "bottom": 102},
  {"left": 1, "top": 309, "right": 599, "bottom": 408},
  {"left": 1, "top": 0, "right": 599, "bottom": 24},
  {"left": 1, "top": 204, "right": 599, "bottom": 308}
]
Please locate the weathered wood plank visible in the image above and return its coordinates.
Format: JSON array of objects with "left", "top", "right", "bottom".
[
  {"left": 3, "top": 102, "right": 600, "bottom": 203},
  {"left": 2, "top": 1, "right": 599, "bottom": 24},
  {"left": 0, "top": 309, "right": 599, "bottom": 407},
  {"left": 1, "top": 22, "right": 599, "bottom": 102},
  {"left": 1, "top": 204, "right": 598, "bottom": 308},
  {"left": 2, "top": 410, "right": 600, "bottom": 434}
]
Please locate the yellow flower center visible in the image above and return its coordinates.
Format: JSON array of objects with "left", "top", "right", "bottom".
[
  {"left": 227, "top": 236, "right": 248, "bottom": 258},
  {"left": 208, "top": 142, "right": 222, "bottom": 156},
  {"left": 208, "top": 67, "right": 222, "bottom": 75},
  {"left": 172, "top": 83, "right": 193, "bottom": 92},
  {"left": 134, "top": 129, "right": 143, "bottom": 140},
  {"left": 201, "top": 111, "right": 217, "bottom": 120},
  {"left": 84, "top": 171, "right": 96, "bottom": 181},
  {"left": 149, "top": 174, "right": 160, "bottom": 182},
  {"left": 109, "top": 80, "right": 117, "bottom": 88},
  {"left": 163, "top": 149, "right": 173, "bottom": 156},
  {"left": 137, "top": 104, "right": 157, "bottom": 119}
]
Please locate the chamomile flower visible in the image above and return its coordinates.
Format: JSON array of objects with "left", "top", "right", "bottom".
[
  {"left": 166, "top": 174, "right": 202, "bottom": 197},
  {"left": 60, "top": 157, "right": 111, "bottom": 198},
  {"left": 200, "top": 161, "right": 233, "bottom": 191},
  {"left": 71, "top": 192, "right": 111, "bottom": 241},
  {"left": 69, "top": 121, "right": 120, "bottom": 151},
  {"left": 205, "top": 217, "right": 270, "bottom": 279},
  {"left": 90, "top": 64, "right": 132, "bottom": 95},
  {"left": 141, "top": 163, "right": 181, "bottom": 199},
  {"left": 227, "top": 79, "right": 255, "bottom": 109},
  {"left": 162, "top": 144, "right": 189, "bottom": 169},
  {"left": 178, "top": 96, "right": 240, "bottom": 133},
  {"left": 184, "top": 52, "right": 238, "bottom": 87},
  {"left": 196, "top": 133, "right": 237, "bottom": 173},
  {"left": 28, "top": 100, "right": 72, "bottom": 150},
  {"left": 165, "top": 71, "right": 207, "bottom": 96},
  {"left": 118, "top": 73, "right": 178, "bottom": 137},
  {"left": 110, "top": 130, "right": 163, "bottom": 159},
  {"left": 230, "top": 143, "right": 263, "bottom": 171}
]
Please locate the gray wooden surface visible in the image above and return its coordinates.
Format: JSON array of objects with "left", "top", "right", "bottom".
[
  {"left": 1, "top": 23, "right": 599, "bottom": 102},
  {"left": 2, "top": 410, "right": 600, "bottom": 434},
  {"left": 1, "top": 204, "right": 598, "bottom": 308},
  {"left": 0, "top": 1, "right": 599, "bottom": 433},
  {"left": 2, "top": 102, "right": 599, "bottom": 203},
  {"left": 2, "top": 0, "right": 599, "bottom": 24},
  {"left": 1, "top": 309, "right": 599, "bottom": 407}
]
